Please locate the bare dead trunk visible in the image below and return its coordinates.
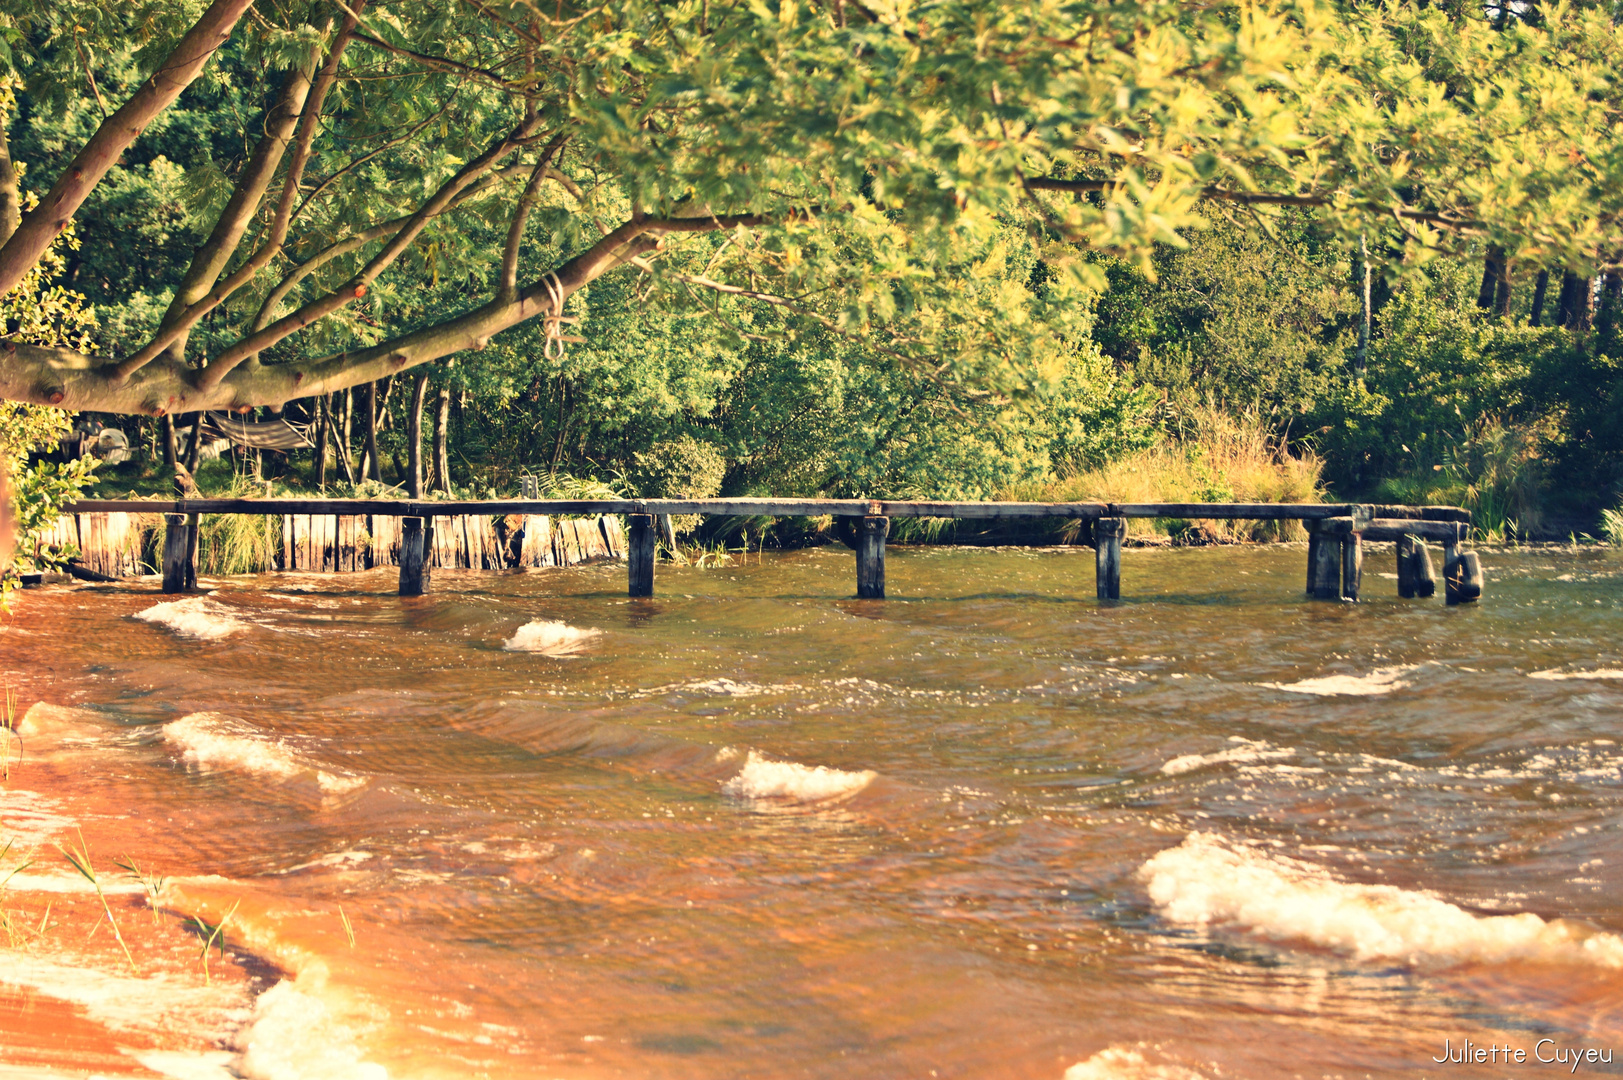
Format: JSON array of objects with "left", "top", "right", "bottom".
[
  {"left": 433, "top": 386, "right": 451, "bottom": 493},
  {"left": 407, "top": 371, "right": 428, "bottom": 498}
]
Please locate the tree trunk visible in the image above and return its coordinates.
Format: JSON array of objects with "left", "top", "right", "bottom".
[
  {"left": 1557, "top": 272, "right": 1593, "bottom": 330},
  {"left": 407, "top": 370, "right": 429, "bottom": 498},
  {"left": 1529, "top": 269, "right": 1550, "bottom": 326},
  {"left": 184, "top": 413, "right": 203, "bottom": 471},
  {"left": 337, "top": 388, "right": 354, "bottom": 479},
  {"left": 1476, "top": 246, "right": 1503, "bottom": 309},
  {"left": 162, "top": 414, "right": 178, "bottom": 468},
  {"left": 1355, "top": 233, "right": 1371, "bottom": 380},
  {"left": 1598, "top": 270, "right": 1623, "bottom": 338},
  {"left": 1494, "top": 260, "right": 1513, "bottom": 317},
  {"left": 433, "top": 385, "right": 451, "bottom": 493},
  {"left": 314, "top": 395, "right": 329, "bottom": 488},
  {"left": 363, "top": 380, "right": 381, "bottom": 482},
  {"left": 330, "top": 393, "right": 356, "bottom": 484}
]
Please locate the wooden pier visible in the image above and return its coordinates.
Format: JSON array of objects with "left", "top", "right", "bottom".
[{"left": 59, "top": 498, "right": 1484, "bottom": 605}]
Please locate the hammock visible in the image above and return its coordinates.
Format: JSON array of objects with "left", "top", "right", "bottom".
[{"left": 198, "top": 411, "right": 314, "bottom": 451}]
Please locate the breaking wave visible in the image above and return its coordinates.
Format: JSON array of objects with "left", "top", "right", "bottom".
[
  {"left": 1161, "top": 737, "right": 1294, "bottom": 776},
  {"left": 135, "top": 597, "right": 248, "bottom": 641},
  {"left": 163, "top": 713, "right": 366, "bottom": 794},
  {"left": 1528, "top": 668, "right": 1623, "bottom": 681},
  {"left": 502, "top": 619, "right": 601, "bottom": 656},
  {"left": 1141, "top": 833, "right": 1623, "bottom": 970},
  {"left": 720, "top": 750, "right": 876, "bottom": 803},
  {"left": 1259, "top": 665, "right": 1418, "bottom": 697},
  {"left": 1065, "top": 1045, "right": 1210, "bottom": 1080}
]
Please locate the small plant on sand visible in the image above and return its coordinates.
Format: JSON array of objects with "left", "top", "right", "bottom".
[
  {"left": 0, "top": 839, "right": 34, "bottom": 948},
  {"left": 59, "top": 829, "right": 137, "bottom": 974},
  {"left": 115, "top": 855, "right": 167, "bottom": 924},
  {"left": 338, "top": 904, "right": 355, "bottom": 947},
  {"left": 190, "top": 899, "right": 240, "bottom": 985}
]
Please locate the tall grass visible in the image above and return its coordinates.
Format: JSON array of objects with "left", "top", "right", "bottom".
[
  {"left": 1, "top": 685, "right": 17, "bottom": 782},
  {"left": 196, "top": 476, "right": 280, "bottom": 575},
  {"left": 1004, "top": 409, "right": 1325, "bottom": 542},
  {"left": 1372, "top": 417, "right": 1545, "bottom": 542}
]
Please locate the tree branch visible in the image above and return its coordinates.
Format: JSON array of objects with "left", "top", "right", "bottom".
[
  {"left": 1023, "top": 176, "right": 1484, "bottom": 233},
  {"left": 194, "top": 112, "right": 546, "bottom": 389},
  {"left": 500, "top": 135, "right": 566, "bottom": 300},
  {"left": 0, "top": 0, "right": 257, "bottom": 298}
]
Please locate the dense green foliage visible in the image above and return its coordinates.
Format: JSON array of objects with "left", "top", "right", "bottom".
[{"left": 1, "top": 0, "right": 1621, "bottom": 544}]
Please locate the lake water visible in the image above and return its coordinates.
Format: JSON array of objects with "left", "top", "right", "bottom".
[{"left": 3, "top": 543, "right": 1622, "bottom": 1079}]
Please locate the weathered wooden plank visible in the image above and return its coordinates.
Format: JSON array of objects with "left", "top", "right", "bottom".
[
  {"left": 602, "top": 515, "right": 626, "bottom": 559},
  {"left": 1360, "top": 519, "right": 1464, "bottom": 542},
  {"left": 628, "top": 514, "right": 656, "bottom": 596},
  {"left": 1095, "top": 517, "right": 1123, "bottom": 601},
  {"left": 68, "top": 497, "right": 1404, "bottom": 523},
  {"left": 1111, "top": 502, "right": 1360, "bottom": 520},
  {"left": 856, "top": 516, "right": 888, "bottom": 599}
]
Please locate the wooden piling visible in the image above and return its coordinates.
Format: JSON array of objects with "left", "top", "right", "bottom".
[
  {"left": 1443, "top": 524, "right": 1463, "bottom": 606},
  {"left": 628, "top": 514, "right": 656, "bottom": 597},
  {"left": 1412, "top": 540, "right": 1438, "bottom": 598},
  {"left": 1341, "top": 530, "right": 1363, "bottom": 602},
  {"left": 1396, "top": 535, "right": 1417, "bottom": 598},
  {"left": 1309, "top": 518, "right": 1351, "bottom": 600},
  {"left": 856, "top": 515, "right": 889, "bottom": 599},
  {"left": 1444, "top": 524, "right": 1481, "bottom": 605},
  {"left": 1095, "top": 516, "right": 1123, "bottom": 600},
  {"left": 161, "top": 514, "right": 193, "bottom": 594},
  {"left": 1305, "top": 528, "right": 1321, "bottom": 595},
  {"left": 398, "top": 517, "right": 431, "bottom": 596},
  {"left": 183, "top": 513, "right": 199, "bottom": 590}
]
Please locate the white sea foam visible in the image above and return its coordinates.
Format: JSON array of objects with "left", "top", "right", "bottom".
[
  {"left": 0, "top": 951, "right": 250, "bottom": 1042},
  {"left": 163, "top": 713, "right": 365, "bottom": 794},
  {"left": 1528, "top": 668, "right": 1623, "bottom": 681},
  {"left": 134, "top": 597, "right": 248, "bottom": 640},
  {"left": 1161, "top": 737, "right": 1293, "bottom": 776},
  {"left": 721, "top": 750, "right": 876, "bottom": 803},
  {"left": 234, "top": 979, "right": 389, "bottom": 1080},
  {"left": 502, "top": 619, "right": 601, "bottom": 656},
  {"left": 1141, "top": 833, "right": 1623, "bottom": 969},
  {"left": 1064, "top": 1046, "right": 1209, "bottom": 1080},
  {"left": 1259, "top": 665, "right": 1417, "bottom": 697}
]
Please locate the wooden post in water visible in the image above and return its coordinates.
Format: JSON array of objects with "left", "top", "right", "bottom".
[
  {"left": 1443, "top": 523, "right": 1483, "bottom": 605},
  {"left": 399, "top": 517, "right": 431, "bottom": 596},
  {"left": 1341, "top": 529, "right": 1363, "bottom": 601},
  {"left": 161, "top": 514, "right": 193, "bottom": 593},
  {"left": 1305, "top": 528, "right": 1321, "bottom": 595},
  {"left": 1412, "top": 540, "right": 1438, "bottom": 597},
  {"left": 628, "top": 513, "right": 656, "bottom": 597},
  {"left": 1308, "top": 518, "right": 1351, "bottom": 600},
  {"left": 183, "top": 512, "right": 199, "bottom": 590},
  {"left": 1396, "top": 535, "right": 1417, "bottom": 598},
  {"left": 1095, "top": 516, "right": 1123, "bottom": 600},
  {"left": 856, "top": 515, "right": 889, "bottom": 598}
]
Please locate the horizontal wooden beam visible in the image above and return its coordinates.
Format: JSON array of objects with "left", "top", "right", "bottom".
[
  {"left": 62, "top": 497, "right": 1462, "bottom": 525},
  {"left": 1362, "top": 518, "right": 1468, "bottom": 542}
]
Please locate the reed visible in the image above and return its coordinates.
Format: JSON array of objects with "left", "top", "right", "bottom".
[
  {"left": 1, "top": 685, "right": 17, "bottom": 782},
  {"left": 338, "top": 904, "right": 355, "bottom": 947},
  {"left": 190, "top": 899, "right": 240, "bottom": 985},
  {"left": 1600, "top": 505, "right": 1623, "bottom": 547},
  {"left": 115, "top": 855, "right": 167, "bottom": 924},
  {"left": 59, "top": 829, "right": 137, "bottom": 974}
]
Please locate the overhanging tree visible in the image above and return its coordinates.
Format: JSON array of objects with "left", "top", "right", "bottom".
[{"left": 0, "top": 0, "right": 1618, "bottom": 417}]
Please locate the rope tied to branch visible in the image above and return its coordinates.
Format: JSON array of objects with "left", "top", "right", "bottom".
[{"left": 541, "top": 271, "right": 583, "bottom": 361}]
